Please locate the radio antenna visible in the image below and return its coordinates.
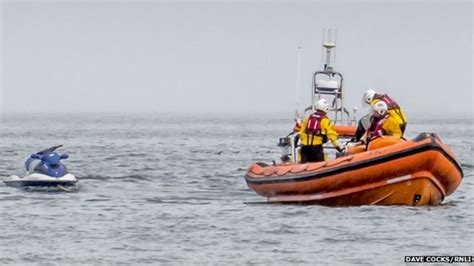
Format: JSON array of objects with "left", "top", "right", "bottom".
[
  {"left": 322, "top": 28, "right": 336, "bottom": 71},
  {"left": 295, "top": 46, "right": 302, "bottom": 119}
]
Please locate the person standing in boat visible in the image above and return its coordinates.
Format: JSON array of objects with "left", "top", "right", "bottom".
[
  {"left": 299, "top": 99, "right": 344, "bottom": 163},
  {"left": 361, "top": 101, "right": 403, "bottom": 144},
  {"left": 354, "top": 89, "right": 408, "bottom": 141}
]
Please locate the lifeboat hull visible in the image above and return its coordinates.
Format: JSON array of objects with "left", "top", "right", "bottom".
[{"left": 245, "top": 133, "right": 463, "bottom": 206}]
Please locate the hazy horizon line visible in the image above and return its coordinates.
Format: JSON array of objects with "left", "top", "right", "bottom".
[{"left": 1, "top": 110, "right": 473, "bottom": 118}]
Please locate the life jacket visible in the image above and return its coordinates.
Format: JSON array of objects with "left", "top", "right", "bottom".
[
  {"left": 373, "top": 94, "right": 407, "bottom": 126},
  {"left": 373, "top": 94, "right": 400, "bottom": 109},
  {"left": 305, "top": 111, "right": 328, "bottom": 144},
  {"left": 367, "top": 114, "right": 388, "bottom": 141}
]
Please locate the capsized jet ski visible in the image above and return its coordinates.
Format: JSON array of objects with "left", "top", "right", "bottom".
[{"left": 4, "top": 145, "right": 77, "bottom": 191}]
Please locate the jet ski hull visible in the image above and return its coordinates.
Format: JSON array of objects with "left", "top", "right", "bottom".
[{"left": 4, "top": 173, "right": 77, "bottom": 189}]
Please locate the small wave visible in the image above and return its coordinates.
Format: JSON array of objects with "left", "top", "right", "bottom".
[
  {"left": 257, "top": 239, "right": 281, "bottom": 245},
  {"left": 145, "top": 197, "right": 211, "bottom": 205},
  {"left": 0, "top": 195, "right": 26, "bottom": 201},
  {"left": 0, "top": 258, "right": 14, "bottom": 264},
  {"left": 110, "top": 245, "right": 151, "bottom": 252},
  {"left": 78, "top": 175, "right": 110, "bottom": 180},
  {"left": 461, "top": 163, "right": 474, "bottom": 169},
  {"left": 145, "top": 197, "right": 165, "bottom": 203},
  {"left": 23, "top": 186, "right": 79, "bottom": 193},
  {"left": 0, "top": 172, "right": 11, "bottom": 177},
  {"left": 128, "top": 153, "right": 149, "bottom": 158},
  {"left": 78, "top": 174, "right": 150, "bottom": 181},
  {"left": 440, "top": 200, "right": 460, "bottom": 207},
  {"left": 320, "top": 237, "right": 349, "bottom": 243},
  {"left": 190, "top": 149, "right": 227, "bottom": 155},
  {"left": 282, "top": 208, "right": 314, "bottom": 215},
  {"left": 122, "top": 178, "right": 139, "bottom": 183},
  {"left": 263, "top": 227, "right": 297, "bottom": 235},
  {"left": 85, "top": 198, "right": 112, "bottom": 202},
  {"left": 321, "top": 235, "right": 389, "bottom": 243}
]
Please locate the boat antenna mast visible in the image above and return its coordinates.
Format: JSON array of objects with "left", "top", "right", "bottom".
[
  {"left": 295, "top": 46, "right": 302, "bottom": 121},
  {"left": 323, "top": 29, "right": 336, "bottom": 72},
  {"left": 312, "top": 29, "right": 350, "bottom": 125}
]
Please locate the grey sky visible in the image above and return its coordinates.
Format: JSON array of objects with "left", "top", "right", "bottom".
[{"left": 1, "top": 1, "right": 472, "bottom": 116}]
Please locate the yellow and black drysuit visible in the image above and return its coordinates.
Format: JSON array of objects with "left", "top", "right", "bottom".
[
  {"left": 362, "top": 112, "right": 403, "bottom": 143},
  {"left": 355, "top": 93, "right": 408, "bottom": 141},
  {"left": 370, "top": 94, "right": 407, "bottom": 134},
  {"left": 299, "top": 111, "right": 342, "bottom": 163}
]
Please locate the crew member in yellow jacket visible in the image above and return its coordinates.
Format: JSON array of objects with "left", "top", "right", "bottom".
[
  {"left": 354, "top": 89, "right": 408, "bottom": 141},
  {"left": 364, "top": 89, "right": 407, "bottom": 132},
  {"left": 299, "top": 99, "right": 344, "bottom": 163},
  {"left": 361, "top": 101, "right": 403, "bottom": 144}
]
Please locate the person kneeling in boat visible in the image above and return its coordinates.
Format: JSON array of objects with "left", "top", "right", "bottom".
[
  {"left": 299, "top": 99, "right": 344, "bottom": 163},
  {"left": 355, "top": 89, "right": 408, "bottom": 141},
  {"left": 360, "top": 101, "right": 403, "bottom": 146}
]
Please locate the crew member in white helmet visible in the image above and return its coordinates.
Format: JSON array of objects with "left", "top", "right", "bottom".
[
  {"left": 360, "top": 101, "right": 404, "bottom": 144},
  {"left": 355, "top": 89, "right": 408, "bottom": 141},
  {"left": 299, "top": 99, "right": 345, "bottom": 163}
]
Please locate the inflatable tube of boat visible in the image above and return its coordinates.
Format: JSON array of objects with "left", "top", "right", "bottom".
[{"left": 333, "top": 125, "right": 356, "bottom": 137}]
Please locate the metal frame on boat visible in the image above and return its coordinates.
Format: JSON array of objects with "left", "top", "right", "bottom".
[{"left": 281, "top": 29, "right": 356, "bottom": 164}]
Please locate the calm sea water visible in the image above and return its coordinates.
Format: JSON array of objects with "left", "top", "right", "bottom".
[{"left": 0, "top": 113, "right": 473, "bottom": 264}]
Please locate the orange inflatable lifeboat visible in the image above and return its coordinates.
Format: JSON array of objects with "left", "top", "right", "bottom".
[
  {"left": 334, "top": 125, "right": 356, "bottom": 138},
  {"left": 245, "top": 133, "right": 463, "bottom": 206}
]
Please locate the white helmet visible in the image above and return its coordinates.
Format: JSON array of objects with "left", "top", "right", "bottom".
[
  {"left": 314, "top": 98, "right": 329, "bottom": 113},
  {"left": 372, "top": 101, "right": 388, "bottom": 116},
  {"left": 362, "top": 89, "right": 377, "bottom": 106}
]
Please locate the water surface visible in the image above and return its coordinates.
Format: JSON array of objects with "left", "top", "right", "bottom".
[{"left": 0, "top": 113, "right": 472, "bottom": 264}]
